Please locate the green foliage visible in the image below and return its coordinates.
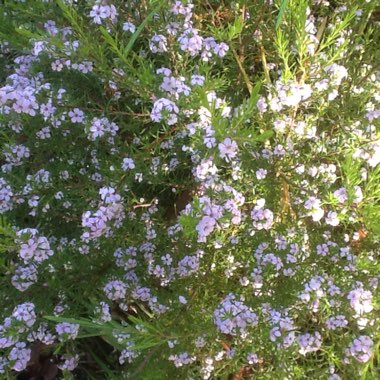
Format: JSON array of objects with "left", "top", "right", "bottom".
[{"left": 0, "top": 0, "right": 379, "bottom": 379}]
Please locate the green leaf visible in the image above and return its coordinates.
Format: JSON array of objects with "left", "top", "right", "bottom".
[
  {"left": 14, "top": 27, "right": 42, "bottom": 40},
  {"left": 56, "top": 0, "right": 85, "bottom": 39},
  {"left": 99, "top": 26, "right": 119, "bottom": 51},
  {"left": 231, "top": 81, "right": 262, "bottom": 129},
  {"left": 276, "top": 0, "right": 289, "bottom": 30},
  {"left": 250, "top": 80, "right": 262, "bottom": 105},
  {"left": 44, "top": 315, "right": 116, "bottom": 332},
  {"left": 178, "top": 214, "right": 198, "bottom": 238},
  {"left": 256, "top": 130, "right": 274, "bottom": 142},
  {"left": 123, "top": 1, "right": 164, "bottom": 59},
  {"left": 227, "top": 16, "right": 244, "bottom": 41}
]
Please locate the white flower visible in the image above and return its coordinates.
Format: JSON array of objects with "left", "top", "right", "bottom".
[
  {"left": 326, "top": 211, "right": 340, "bottom": 226},
  {"left": 304, "top": 197, "right": 324, "bottom": 221}
]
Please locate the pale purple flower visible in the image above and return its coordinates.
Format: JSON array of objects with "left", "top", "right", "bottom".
[
  {"left": 169, "top": 352, "right": 195, "bottom": 367},
  {"left": 191, "top": 75, "right": 205, "bottom": 86},
  {"left": 166, "top": 21, "right": 180, "bottom": 35},
  {"left": 324, "top": 64, "right": 348, "bottom": 86},
  {"left": 94, "top": 302, "right": 112, "bottom": 323},
  {"left": 104, "top": 280, "right": 127, "bottom": 301},
  {"left": 273, "top": 144, "right": 285, "bottom": 156},
  {"left": 213, "top": 42, "right": 229, "bottom": 57},
  {"left": 44, "top": 20, "right": 58, "bottom": 35},
  {"left": 89, "top": 5, "right": 103, "bottom": 24},
  {"left": 11, "top": 264, "right": 38, "bottom": 292},
  {"left": 315, "top": 79, "right": 329, "bottom": 91},
  {"left": 257, "top": 97, "right": 267, "bottom": 113},
  {"left": 89, "top": 118, "right": 106, "bottom": 139},
  {"left": 89, "top": 5, "right": 112, "bottom": 24},
  {"left": 77, "top": 61, "right": 93, "bottom": 74},
  {"left": 214, "top": 294, "right": 258, "bottom": 336},
  {"left": 122, "top": 157, "right": 135, "bottom": 170},
  {"left": 32, "top": 41, "right": 46, "bottom": 56},
  {"left": 55, "top": 322, "right": 80, "bottom": 341},
  {"left": 149, "top": 34, "right": 168, "bottom": 53},
  {"left": 12, "top": 302, "right": 36, "bottom": 328},
  {"left": 0, "top": 178, "right": 13, "bottom": 213},
  {"left": 196, "top": 216, "right": 216, "bottom": 240},
  {"left": 326, "top": 315, "right": 348, "bottom": 330},
  {"left": 251, "top": 200, "right": 274, "bottom": 230},
  {"left": 316, "top": 243, "right": 329, "bottom": 256},
  {"left": 16, "top": 229, "right": 54, "bottom": 263},
  {"left": 218, "top": 138, "right": 238, "bottom": 161},
  {"left": 348, "top": 336, "right": 373, "bottom": 363},
  {"left": 347, "top": 288, "right": 373, "bottom": 315},
  {"left": 256, "top": 169, "right": 267, "bottom": 180},
  {"left": 123, "top": 22, "right": 136, "bottom": 33},
  {"left": 39, "top": 101, "right": 56, "bottom": 118},
  {"left": 333, "top": 187, "right": 348, "bottom": 203},
  {"left": 58, "top": 354, "right": 79, "bottom": 371},
  {"left": 27, "top": 323, "right": 55, "bottom": 345},
  {"left": 99, "top": 186, "right": 121, "bottom": 204},
  {"left": 36, "top": 127, "right": 51, "bottom": 139},
  {"left": 201, "top": 136, "right": 214, "bottom": 148},
  {"left": 297, "top": 332, "right": 322, "bottom": 355},
  {"left": 119, "top": 342, "right": 139, "bottom": 364},
  {"left": 156, "top": 67, "right": 172, "bottom": 76},
  {"left": 8, "top": 342, "right": 31, "bottom": 372},
  {"left": 177, "top": 255, "right": 200, "bottom": 277},
  {"left": 68, "top": 108, "right": 85, "bottom": 123},
  {"left": 87, "top": 117, "right": 118, "bottom": 140},
  {"left": 247, "top": 352, "right": 259, "bottom": 364},
  {"left": 366, "top": 109, "right": 380, "bottom": 122},
  {"left": 178, "top": 29, "right": 203, "bottom": 56},
  {"left": 151, "top": 98, "right": 179, "bottom": 125}
]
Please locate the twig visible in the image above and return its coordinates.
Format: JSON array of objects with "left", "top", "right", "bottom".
[
  {"left": 231, "top": 45, "right": 253, "bottom": 94},
  {"left": 144, "top": 125, "right": 180, "bottom": 152},
  {"left": 133, "top": 201, "right": 155, "bottom": 209},
  {"left": 260, "top": 45, "right": 271, "bottom": 85}
]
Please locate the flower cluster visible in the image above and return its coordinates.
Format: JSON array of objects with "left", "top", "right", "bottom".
[
  {"left": 150, "top": 98, "right": 180, "bottom": 125},
  {"left": 55, "top": 322, "right": 80, "bottom": 342},
  {"left": 347, "top": 336, "right": 374, "bottom": 363},
  {"left": 213, "top": 294, "right": 258, "bottom": 336},
  {"left": 16, "top": 228, "right": 54, "bottom": 263}
]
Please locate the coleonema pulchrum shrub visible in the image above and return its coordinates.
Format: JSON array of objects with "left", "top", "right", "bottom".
[{"left": 0, "top": 0, "right": 379, "bottom": 378}]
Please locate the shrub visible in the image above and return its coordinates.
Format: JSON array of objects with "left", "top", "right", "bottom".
[{"left": 0, "top": 0, "right": 379, "bottom": 379}]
